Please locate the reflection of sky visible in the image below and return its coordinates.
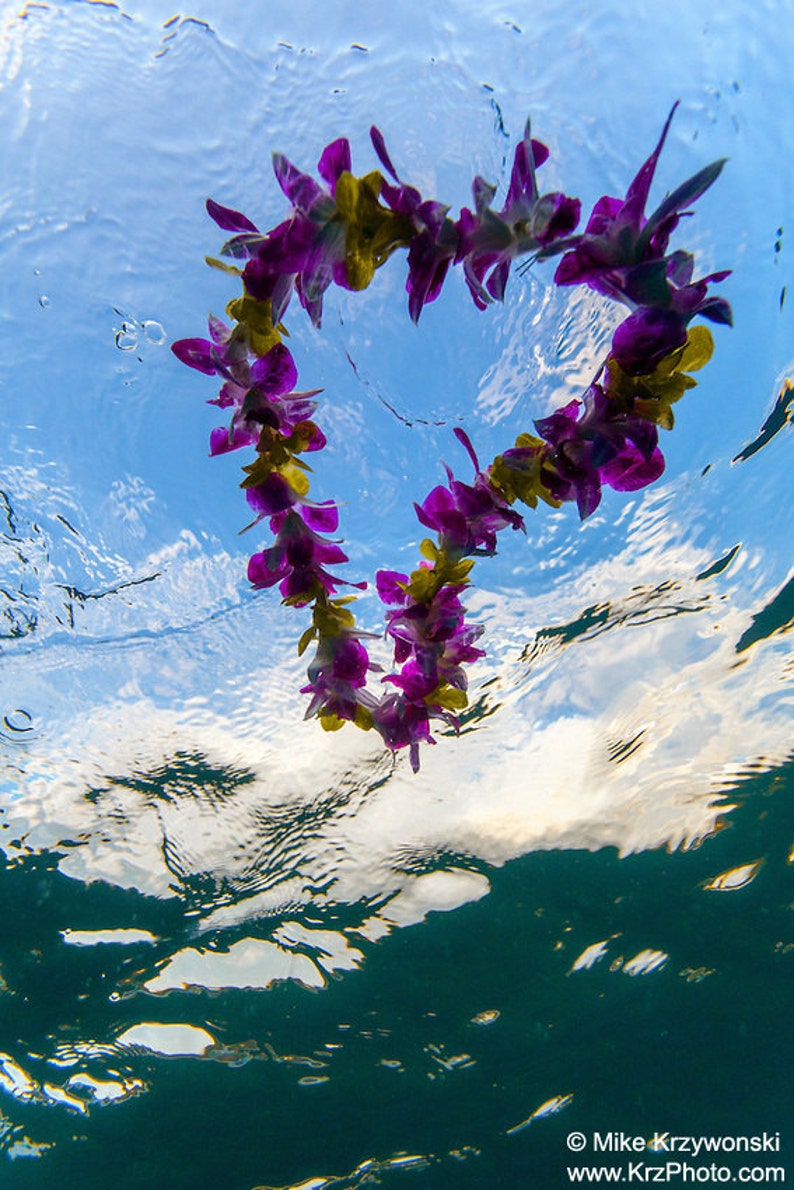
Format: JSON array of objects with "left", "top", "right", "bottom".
[
  {"left": 0, "top": 0, "right": 793, "bottom": 1162},
  {"left": 3, "top": 470, "right": 790, "bottom": 908}
]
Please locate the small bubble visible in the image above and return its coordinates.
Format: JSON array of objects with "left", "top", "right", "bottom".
[
  {"left": 38, "top": 295, "right": 51, "bottom": 308},
  {"left": 1, "top": 709, "right": 38, "bottom": 743},
  {"left": 115, "top": 322, "right": 138, "bottom": 351},
  {"left": 142, "top": 320, "right": 166, "bottom": 345},
  {"left": 3, "top": 709, "right": 34, "bottom": 733}
]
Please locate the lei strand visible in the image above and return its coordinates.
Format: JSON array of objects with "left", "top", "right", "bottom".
[{"left": 173, "top": 102, "right": 731, "bottom": 772}]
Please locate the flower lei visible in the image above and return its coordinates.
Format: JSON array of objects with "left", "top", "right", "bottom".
[{"left": 173, "top": 102, "right": 731, "bottom": 772}]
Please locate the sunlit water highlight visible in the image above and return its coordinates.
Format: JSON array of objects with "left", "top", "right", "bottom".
[{"left": 0, "top": 1, "right": 792, "bottom": 1187}]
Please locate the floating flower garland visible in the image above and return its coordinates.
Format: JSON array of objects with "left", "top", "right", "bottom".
[{"left": 173, "top": 102, "right": 731, "bottom": 771}]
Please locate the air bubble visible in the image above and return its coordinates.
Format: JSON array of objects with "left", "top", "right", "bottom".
[
  {"left": 115, "top": 323, "right": 138, "bottom": 351},
  {"left": 3, "top": 709, "right": 34, "bottom": 733},
  {"left": 1, "top": 709, "right": 38, "bottom": 743},
  {"left": 142, "top": 320, "right": 166, "bottom": 345}
]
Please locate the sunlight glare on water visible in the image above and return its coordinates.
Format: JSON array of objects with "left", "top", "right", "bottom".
[{"left": 0, "top": 1, "right": 792, "bottom": 1186}]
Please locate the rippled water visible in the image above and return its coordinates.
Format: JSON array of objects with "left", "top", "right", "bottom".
[{"left": 1, "top": 1, "right": 792, "bottom": 1186}]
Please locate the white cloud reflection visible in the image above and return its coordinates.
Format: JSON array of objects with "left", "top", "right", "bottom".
[{"left": 116, "top": 1023, "right": 216, "bottom": 1057}]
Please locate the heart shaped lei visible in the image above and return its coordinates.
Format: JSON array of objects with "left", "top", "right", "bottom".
[{"left": 173, "top": 102, "right": 731, "bottom": 771}]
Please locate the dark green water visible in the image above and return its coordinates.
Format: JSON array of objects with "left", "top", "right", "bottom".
[{"left": 1, "top": 757, "right": 792, "bottom": 1188}]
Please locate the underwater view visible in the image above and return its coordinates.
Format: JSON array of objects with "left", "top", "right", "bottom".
[{"left": 1, "top": 0, "right": 792, "bottom": 1186}]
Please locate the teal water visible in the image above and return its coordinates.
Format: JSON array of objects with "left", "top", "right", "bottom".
[
  {"left": 2, "top": 758, "right": 793, "bottom": 1187},
  {"left": 1, "top": 1, "right": 792, "bottom": 1186}
]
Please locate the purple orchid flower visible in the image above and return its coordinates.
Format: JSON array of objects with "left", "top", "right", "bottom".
[
  {"left": 205, "top": 341, "right": 325, "bottom": 457},
  {"left": 455, "top": 121, "right": 581, "bottom": 310},
  {"left": 369, "top": 126, "right": 461, "bottom": 323},
  {"left": 301, "top": 631, "right": 374, "bottom": 723},
  {"left": 245, "top": 134, "right": 414, "bottom": 327},
  {"left": 250, "top": 217, "right": 342, "bottom": 328},
  {"left": 414, "top": 428, "right": 525, "bottom": 556},
  {"left": 207, "top": 139, "right": 351, "bottom": 328},
  {"left": 534, "top": 385, "right": 665, "bottom": 518},
  {"left": 608, "top": 307, "right": 690, "bottom": 375},
  {"left": 210, "top": 406, "right": 327, "bottom": 459},
  {"left": 201, "top": 194, "right": 299, "bottom": 315},
  {"left": 171, "top": 312, "right": 252, "bottom": 380},
  {"left": 248, "top": 506, "right": 365, "bottom": 605},
  {"left": 553, "top": 103, "right": 732, "bottom": 365},
  {"left": 386, "top": 620, "right": 485, "bottom": 700},
  {"left": 171, "top": 333, "right": 325, "bottom": 460},
  {"left": 370, "top": 695, "right": 437, "bottom": 773},
  {"left": 379, "top": 577, "right": 481, "bottom": 670},
  {"left": 244, "top": 471, "right": 303, "bottom": 522},
  {"left": 376, "top": 564, "right": 485, "bottom": 752},
  {"left": 604, "top": 259, "right": 732, "bottom": 375}
]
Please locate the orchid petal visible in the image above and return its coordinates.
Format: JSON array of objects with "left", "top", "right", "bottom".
[
  {"left": 369, "top": 125, "right": 399, "bottom": 180},
  {"left": 624, "top": 100, "right": 678, "bottom": 215},
  {"left": 641, "top": 158, "right": 727, "bottom": 253},
  {"left": 206, "top": 198, "right": 260, "bottom": 234},
  {"left": 602, "top": 444, "right": 665, "bottom": 491},
  {"left": 171, "top": 337, "right": 217, "bottom": 375},
  {"left": 317, "top": 137, "right": 352, "bottom": 193},
  {"left": 272, "top": 152, "right": 324, "bottom": 210},
  {"left": 300, "top": 502, "right": 339, "bottom": 533},
  {"left": 249, "top": 343, "right": 299, "bottom": 395},
  {"left": 376, "top": 570, "right": 409, "bottom": 605},
  {"left": 245, "top": 472, "right": 297, "bottom": 517}
]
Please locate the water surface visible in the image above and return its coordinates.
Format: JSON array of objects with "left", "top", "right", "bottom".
[{"left": 0, "top": 1, "right": 792, "bottom": 1186}]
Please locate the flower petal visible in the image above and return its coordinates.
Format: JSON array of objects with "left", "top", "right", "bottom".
[
  {"left": 601, "top": 443, "right": 665, "bottom": 491},
  {"left": 376, "top": 569, "right": 409, "bottom": 605},
  {"left": 171, "top": 337, "right": 217, "bottom": 375},
  {"left": 249, "top": 343, "right": 299, "bottom": 395},
  {"left": 317, "top": 137, "right": 352, "bottom": 194},
  {"left": 206, "top": 198, "right": 260, "bottom": 234},
  {"left": 300, "top": 502, "right": 339, "bottom": 533}
]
